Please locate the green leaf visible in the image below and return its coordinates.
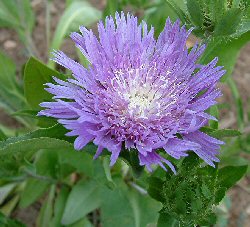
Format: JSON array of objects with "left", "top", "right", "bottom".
[
  {"left": 128, "top": 189, "right": 160, "bottom": 227},
  {"left": 50, "top": 186, "right": 70, "bottom": 227},
  {"left": 0, "top": 137, "right": 73, "bottom": 157},
  {"left": 0, "top": 0, "right": 34, "bottom": 55},
  {"left": 208, "top": 0, "right": 226, "bottom": 24},
  {"left": 0, "top": 124, "right": 16, "bottom": 138},
  {"left": 145, "top": 0, "right": 186, "bottom": 36},
  {"left": 200, "top": 32, "right": 250, "bottom": 81},
  {"left": 35, "top": 149, "right": 61, "bottom": 178},
  {"left": 12, "top": 110, "right": 39, "bottom": 119},
  {"left": 227, "top": 77, "right": 244, "bottom": 130},
  {"left": 209, "top": 105, "right": 219, "bottom": 129},
  {"left": 67, "top": 217, "right": 93, "bottom": 227},
  {"left": 103, "top": 0, "right": 120, "bottom": 17},
  {"left": 0, "top": 0, "right": 34, "bottom": 32},
  {"left": 157, "top": 213, "right": 178, "bottom": 227},
  {"left": 210, "top": 129, "right": 241, "bottom": 139},
  {"left": 24, "top": 57, "right": 62, "bottom": 110},
  {"left": 0, "top": 194, "right": 20, "bottom": 216},
  {"left": 102, "top": 157, "right": 116, "bottom": 189},
  {"left": 20, "top": 148, "right": 74, "bottom": 208},
  {"left": 0, "top": 212, "right": 26, "bottom": 227},
  {"left": 36, "top": 149, "right": 79, "bottom": 181},
  {"left": 0, "top": 183, "right": 16, "bottom": 204},
  {"left": 214, "top": 8, "right": 242, "bottom": 36},
  {"left": 186, "top": 0, "right": 203, "bottom": 27},
  {"left": 13, "top": 109, "right": 56, "bottom": 128},
  {"left": 58, "top": 148, "right": 93, "bottom": 174},
  {"left": 165, "top": 0, "right": 188, "bottom": 24},
  {"left": 120, "top": 149, "right": 144, "bottom": 178},
  {"left": 0, "top": 1, "right": 19, "bottom": 28},
  {"left": 0, "top": 129, "right": 7, "bottom": 141},
  {"left": 61, "top": 180, "right": 101, "bottom": 225},
  {"left": 237, "top": 7, "right": 250, "bottom": 36},
  {"left": 101, "top": 185, "right": 134, "bottom": 227},
  {"left": 75, "top": 48, "right": 91, "bottom": 68},
  {"left": 147, "top": 177, "right": 165, "bottom": 202},
  {"left": 0, "top": 51, "right": 16, "bottom": 89},
  {"left": 220, "top": 156, "right": 249, "bottom": 167},
  {"left": 20, "top": 0, "right": 35, "bottom": 32},
  {"left": 19, "top": 179, "right": 49, "bottom": 208},
  {"left": 152, "top": 154, "right": 218, "bottom": 225},
  {"left": 0, "top": 124, "right": 70, "bottom": 148},
  {"left": 0, "top": 149, "right": 34, "bottom": 179},
  {"left": 0, "top": 52, "right": 31, "bottom": 126},
  {"left": 49, "top": 1, "right": 101, "bottom": 68},
  {"left": 0, "top": 124, "right": 97, "bottom": 179},
  {"left": 218, "top": 165, "right": 248, "bottom": 189},
  {"left": 154, "top": 153, "right": 248, "bottom": 225},
  {"left": 214, "top": 186, "right": 227, "bottom": 205},
  {"left": 37, "top": 185, "right": 55, "bottom": 227},
  {"left": 101, "top": 178, "right": 160, "bottom": 227},
  {"left": 198, "top": 212, "right": 217, "bottom": 226},
  {"left": 0, "top": 124, "right": 72, "bottom": 155},
  {"left": 20, "top": 148, "right": 79, "bottom": 183},
  {"left": 201, "top": 127, "right": 241, "bottom": 139}
]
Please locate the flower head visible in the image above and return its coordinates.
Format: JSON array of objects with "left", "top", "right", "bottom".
[{"left": 39, "top": 12, "right": 225, "bottom": 172}]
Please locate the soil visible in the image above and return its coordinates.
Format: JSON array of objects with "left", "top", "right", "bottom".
[
  {"left": 0, "top": 0, "right": 249, "bottom": 226},
  {"left": 226, "top": 43, "right": 250, "bottom": 227}
]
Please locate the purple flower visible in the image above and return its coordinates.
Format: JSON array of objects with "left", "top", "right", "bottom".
[{"left": 38, "top": 12, "right": 225, "bottom": 173}]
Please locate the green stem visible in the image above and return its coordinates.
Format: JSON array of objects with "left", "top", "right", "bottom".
[
  {"left": 23, "top": 168, "right": 57, "bottom": 184},
  {"left": 128, "top": 182, "right": 147, "bottom": 195}
]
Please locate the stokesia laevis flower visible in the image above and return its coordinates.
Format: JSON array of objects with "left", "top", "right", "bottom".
[{"left": 38, "top": 12, "right": 225, "bottom": 173}]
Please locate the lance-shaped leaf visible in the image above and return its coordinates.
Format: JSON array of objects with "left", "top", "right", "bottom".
[
  {"left": 24, "top": 57, "right": 63, "bottom": 110},
  {"left": 61, "top": 180, "right": 101, "bottom": 225}
]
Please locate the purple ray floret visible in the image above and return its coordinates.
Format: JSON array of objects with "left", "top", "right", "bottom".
[{"left": 38, "top": 12, "right": 225, "bottom": 173}]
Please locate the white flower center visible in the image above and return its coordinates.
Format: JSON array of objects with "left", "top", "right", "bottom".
[
  {"left": 127, "top": 93, "right": 151, "bottom": 117},
  {"left": 112, "top": 64, "right": 172, "bottom": 119}
]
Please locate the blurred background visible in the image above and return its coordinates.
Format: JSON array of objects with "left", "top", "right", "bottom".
[{"left": 0, "top": 0, "right": 249, "bottom": 226}]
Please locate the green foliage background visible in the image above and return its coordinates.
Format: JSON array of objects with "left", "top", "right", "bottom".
[{"left": 0, "top": 0, "right": 249, "bottom": 226}]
